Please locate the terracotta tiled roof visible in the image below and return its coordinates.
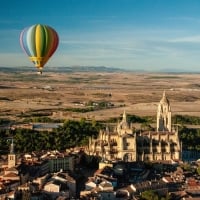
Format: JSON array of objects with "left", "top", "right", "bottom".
[{"left": 3, "top": 172, "right": 19, "bottom": 178}]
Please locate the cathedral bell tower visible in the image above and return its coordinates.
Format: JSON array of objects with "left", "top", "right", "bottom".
[{"left": 157, "top": 91, "right": 172, "bottom": 132}]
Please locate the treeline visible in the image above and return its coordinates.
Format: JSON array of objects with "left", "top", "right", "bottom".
[
  {"left": 19, "top": 114, "right": 200, "bottom": 126},
  {"left": 172, "top": 114, "right": 200, "bottom": 125},
  {"left": 179, "top": 126, "right": 200, "bottom": 151},
  {"left": 64, "top": 100, "right": 117, "bottom": 113},
  {"left": 0, "top": 119, "right": 101, "bottom": 153},
  {"left": 172, "top": 115, "right": 200, "bottom": 151},
  {"left": 0, "top": 114, "right": 200, "bottom": 153},
  {"left": 106, "top": 114, "right": 154, "bottom": 124},
  {"left": 23, "top": 116, "right": 63, "bottom": 123}
]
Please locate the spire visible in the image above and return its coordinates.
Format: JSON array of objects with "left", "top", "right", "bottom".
[
  {"left": 10, "top": 138, "right": 14, "bottom": 154},
  {"left": 162, "top": 90, "right": 167, "bottom": 101},
  {"left": 122, "top": 110, "right": 127, "bottom": 122},
  {"left": 8, "top": 137, "right": 16, "bottom": 168},
  {"left": 117, "top": 110, "right": 131, "bottom": 135},
  {"left": 163, "top": 90, "right": 166, "bottom": 97},
  {"left": 160, "top": 90, "right": 169, "bottom": 104},
  {"left": 106, "top": 126, "right": 109, "bottom": 133}
]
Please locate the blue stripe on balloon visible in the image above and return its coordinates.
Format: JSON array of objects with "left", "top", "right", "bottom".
[
  {"left": 26, "top": 25, "right": 37, "bottom": 57},
  {"left": 21, "top": 28, "right": 31, "bottom": 56}
]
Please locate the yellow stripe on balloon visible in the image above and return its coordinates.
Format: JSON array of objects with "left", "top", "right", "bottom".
[{"left": 35, "top": 25, "right": 43, "bottom": 57}]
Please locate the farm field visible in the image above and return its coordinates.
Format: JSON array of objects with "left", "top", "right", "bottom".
[{"left": 0, "top": 70, "right": 200, "bottom": 122}]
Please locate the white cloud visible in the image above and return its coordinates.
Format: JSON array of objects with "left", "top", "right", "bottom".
[{"left": 169, "top": 35, "right": 200, "bottom": 43}]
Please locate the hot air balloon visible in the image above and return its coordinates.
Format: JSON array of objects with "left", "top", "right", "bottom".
[{"left": 20, "top": 24, "right": 59, "bottom": 74}]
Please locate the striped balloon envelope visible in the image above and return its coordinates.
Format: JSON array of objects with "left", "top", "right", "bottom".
[{"left": 20, "top": 24, "right": 59, "bottom": 74}]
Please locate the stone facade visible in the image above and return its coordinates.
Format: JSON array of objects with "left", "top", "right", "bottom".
[{"left": 88, "top": 91, "right": 181, "bottom": 162}]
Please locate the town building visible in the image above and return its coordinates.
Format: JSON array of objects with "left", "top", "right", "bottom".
[
  {"left": 87, "top": 91, "right": 181, "bottom": 162},
  {"left": 43, "top": 172, "right": 76, "bottom": 199}
]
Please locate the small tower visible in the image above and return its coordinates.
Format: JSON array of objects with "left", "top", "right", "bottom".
[
  {"left": 117, "top": 110, "right": 130, "bottom": 135},
  {"left": 157, "top": 91, "right": 172, "bottom": 132},
  {"left": 8, "top": 138, "right": 16, "bottom": 168}
]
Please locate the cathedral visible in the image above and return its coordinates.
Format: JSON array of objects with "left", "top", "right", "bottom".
[{"left": 87, "top": 91, "right": 181, "bottom": 162}]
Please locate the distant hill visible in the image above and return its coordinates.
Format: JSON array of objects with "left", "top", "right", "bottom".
[
  {"left": 0, "top": 66, "right": 199, "bottom": 74},
  {"left": 0, "top": 66, "right": 127, "bottom": 73},
  {"left": 50, "top": 66, "right": 127, "bottom": 73}
]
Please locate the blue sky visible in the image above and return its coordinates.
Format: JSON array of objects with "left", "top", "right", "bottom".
[{"left": 1, "top": 0, "right": 200, "bottom": 71}]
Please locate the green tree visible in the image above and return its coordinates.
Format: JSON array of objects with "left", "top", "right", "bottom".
[
  {"left": 197, "top": 167, "right": 200, "bottom": 175},
  {"left": 141, "top": 190, "right": 159, "bottom": 200}
]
